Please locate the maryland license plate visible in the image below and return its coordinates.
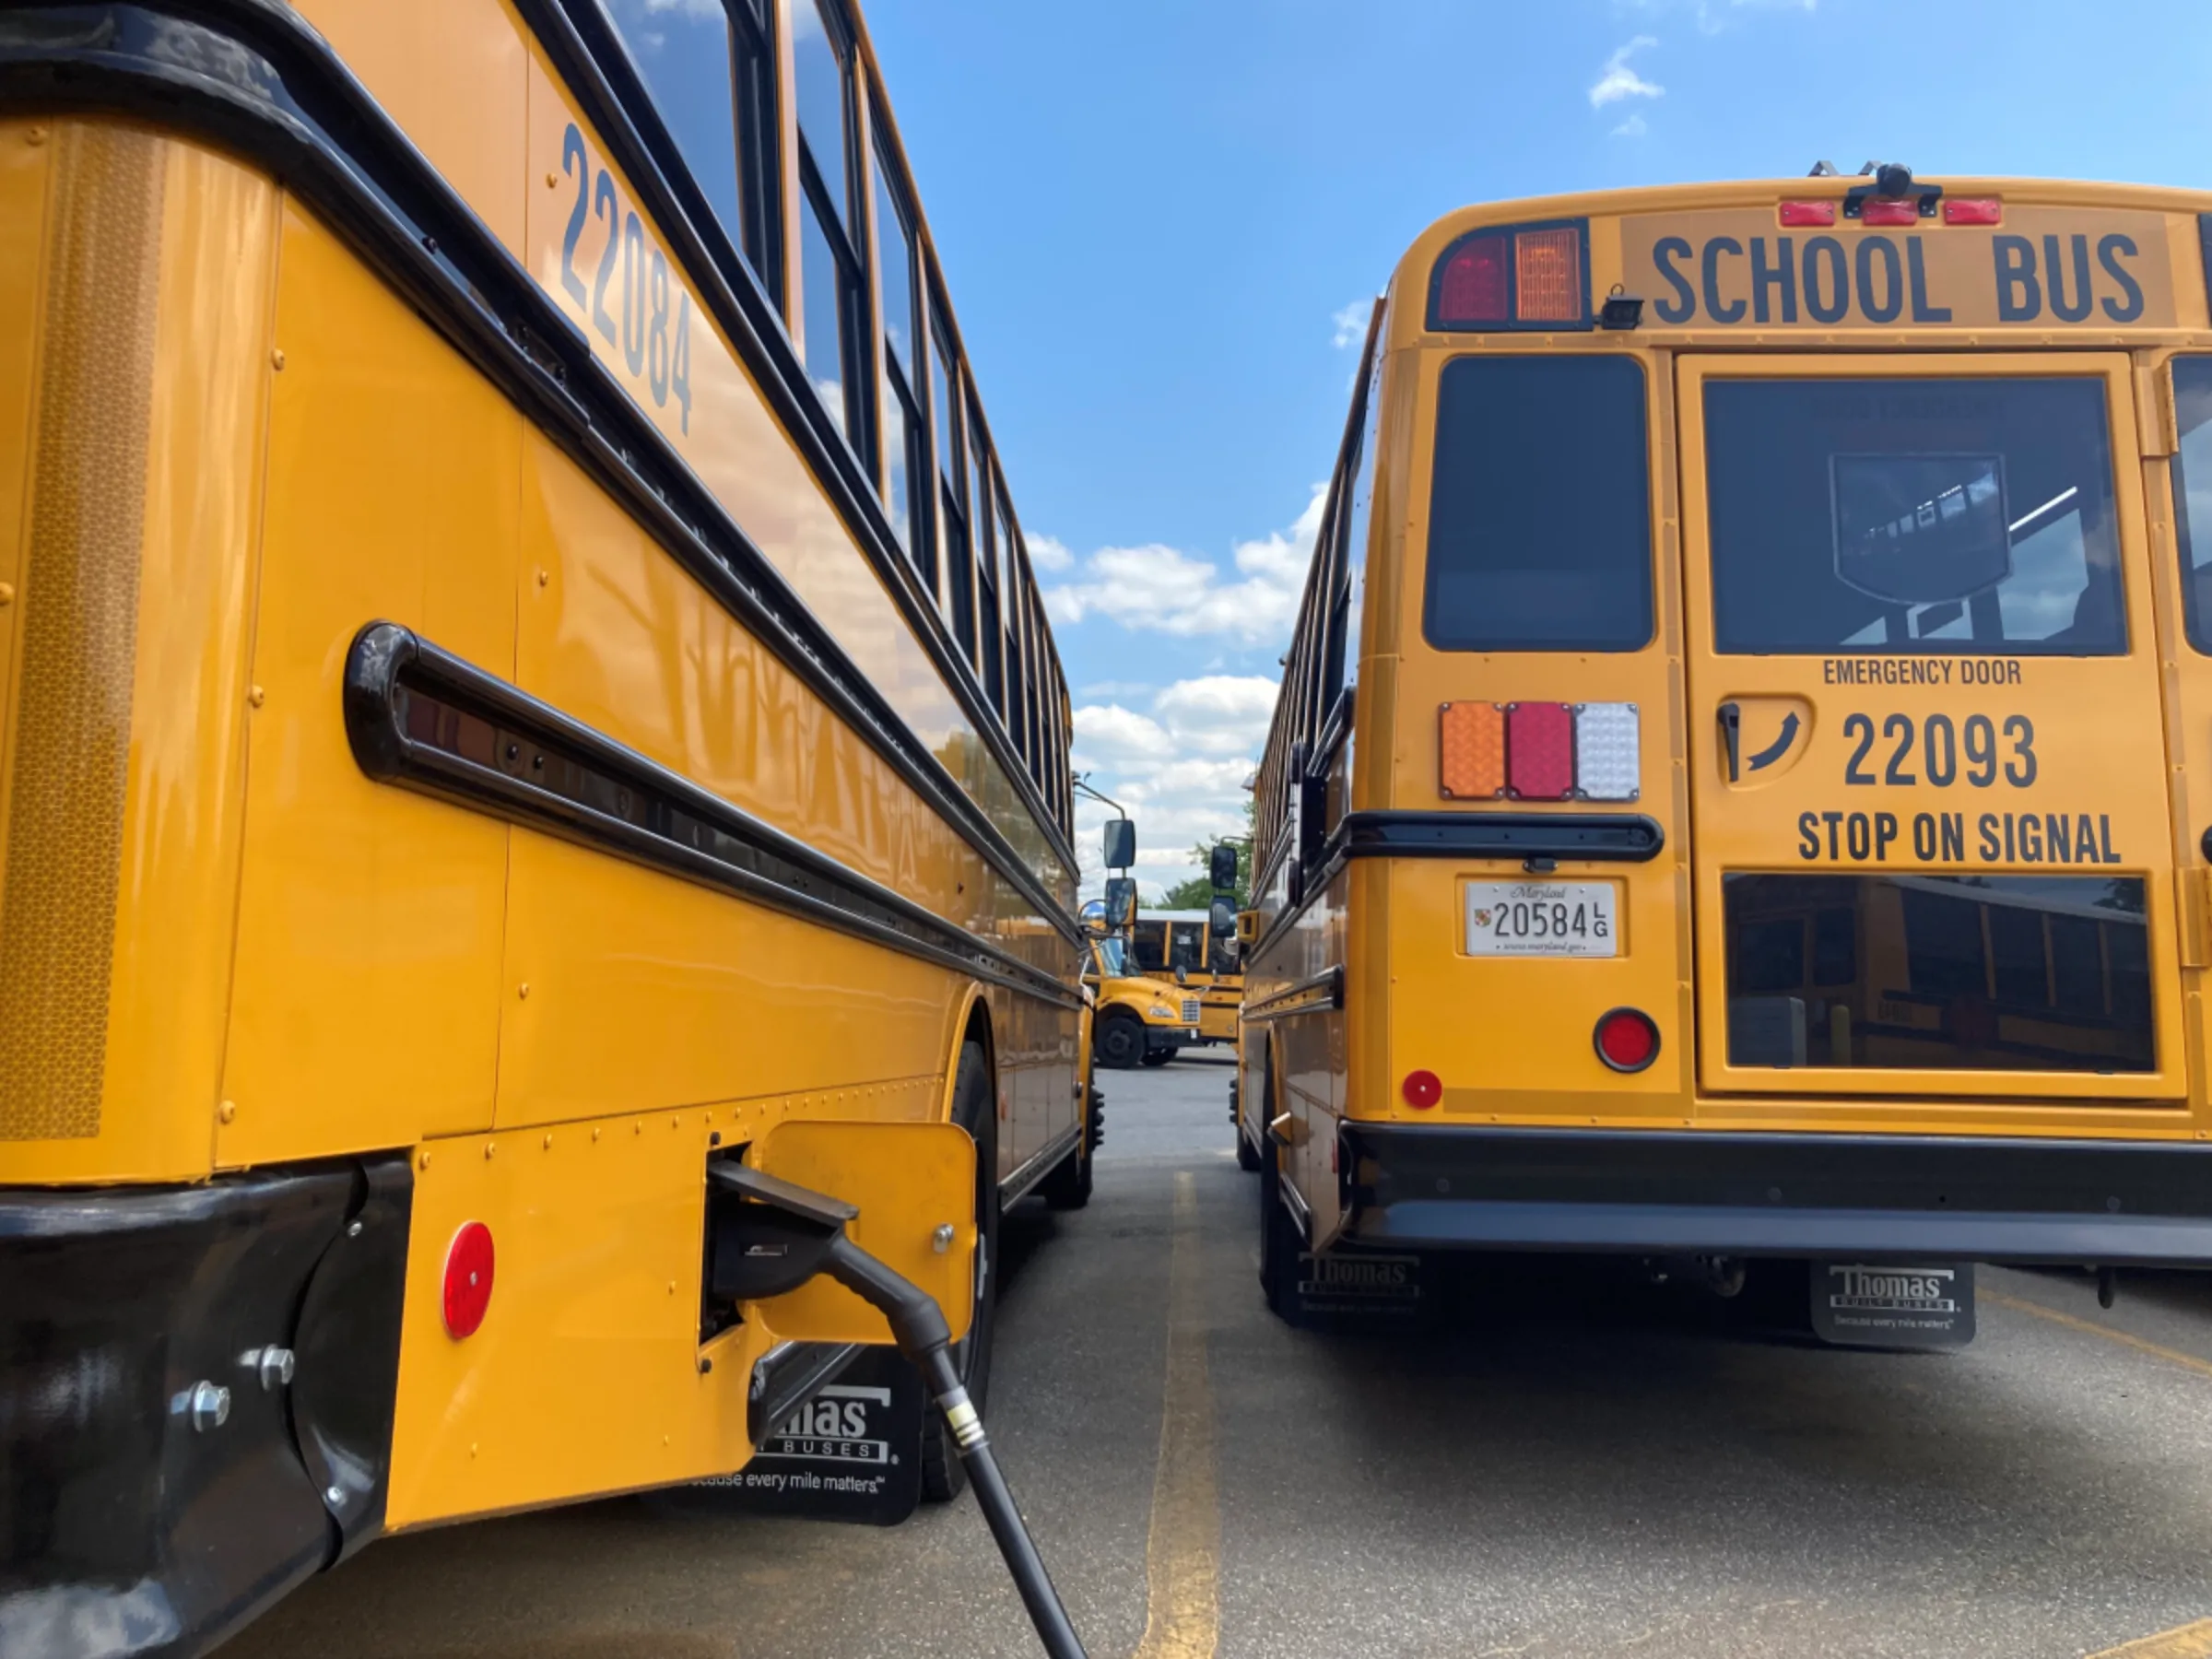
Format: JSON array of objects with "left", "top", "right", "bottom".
[{"left": 1464, "top": 881, "right": 1618, "bottom": 957}]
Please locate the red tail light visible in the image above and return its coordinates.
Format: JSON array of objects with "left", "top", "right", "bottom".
[
  {"left": 1594, "top": 1008, "right": 1660, "bottom": 1074},
  {"left": 1402, "top": 1070, "right": 1442, "bottom": 1110},
  {"left": 1858, "top": 198, "right": 1920, "bottom": 227},
  {"left": 1437, "top": 234, "right": 1510, "bottom": 324},
  {"left": 1943, "top": 196, "right": 2002, "bottom": 226},
  {"left": 1778, "top": 200, "right": 1837, "bottom": 227},
  {"left": 1505, "top": 702, "right": 1574, "bottom": 799},
  {"left": 443, "top": 1220, "right": 496, "bottom": 1338}
]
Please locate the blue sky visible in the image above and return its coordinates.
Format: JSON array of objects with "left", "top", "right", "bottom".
[{"left": 863, "top": 0, "right": 2212, "bottom": 897}]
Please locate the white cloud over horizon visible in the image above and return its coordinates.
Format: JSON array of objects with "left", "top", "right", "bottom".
[{"left": 1589, "top": 36, "right": 1664, "bottom": 108}]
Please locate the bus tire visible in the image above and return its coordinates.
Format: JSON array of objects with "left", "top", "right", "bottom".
[
  {"left": 922, "top": 1040, "right": 998, "bottom": 1502},
  {"left": 1257, "top": 1122, "right": 1305, "bottom": 1325},
  {"left": 1096, "top": 1010, "right": 1145, "bottom": 1070},
  {"left": 1139, "top": 1047, "right": 1173, "bottom": 1067},
  {"left": 1041, "top": 1076, "right": 1099, "bottom": 1211}
]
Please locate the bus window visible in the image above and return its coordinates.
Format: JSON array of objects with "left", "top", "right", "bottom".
[
  {"left": 793, "top": 0, "right": 866, "bottom": 452},
  {"left": 601, "top": 2, "right": 744, "bottom": 267},
  {"left": 1168, "top": 924, "right": 1204, "bottom": 973},
  {"left": 1132, "top": 920, "right": 1168, "bottom": 973},
  {"left": 1705, "top": 377, "right": 2125, "bottom": 654},
  {"left": 875, "top": 154, "right": 929, "bottom": 573},
  {"left": 1422, "top": 355, "right": 1653, "bottom": 653},
  {"left": 2169, "top": 357, "right": 2212, "bottom": 652}
]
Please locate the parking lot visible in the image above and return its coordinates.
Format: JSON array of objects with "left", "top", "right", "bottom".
[{"left": 229, "top": 1053, "right": 2212, "bottom": 1659}]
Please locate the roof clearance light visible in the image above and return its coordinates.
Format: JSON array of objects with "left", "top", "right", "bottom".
[
  {"left": 1779, "top": 200, "right": 1837, "bottom": 227},
  {"left": 1505, "top": 701, "right": 1575, "bottom": 800},
  {"left": 1402, "top": 1070, "right": 1442, "bottom": 1110},
  {"left": 1438, "top": 233, "right": 1511, "bottom": 324},
  {"left": 1594, "top": 1008, "right": 1661, "bottom": 1074},
  {"left": 442, "top": 1220, "right": 496, "bottom": 1339},
  {"left": 1514, "top": 228, "right": 1583, "bottom": 322},
  {"left": 1440, "top": 701, "right": 1507, "bottom": 799},
  {"left": 1572, "top": 702, "right": 1641, "bottom": 802},
  {"left": 1859, "top": 197, "right": 1920, "bottom": 227},
  {"left": 1943, "top": 196, "right": 2002, "bottom": 226}
]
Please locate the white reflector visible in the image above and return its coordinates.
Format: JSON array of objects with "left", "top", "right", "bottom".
[{"left": 1573, "top": 703, "right": 1640, "bottom": 800}]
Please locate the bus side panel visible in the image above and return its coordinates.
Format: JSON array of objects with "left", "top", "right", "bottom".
[
  {"left": 384, "top": 1108, "right": 759, "bottom": 1528},
  {"left": 1283, "top": 863, "right": 1351, "bottom": 1247},
  {"left": 218, "top": 199, "right": 520, "bottom": 1170},
  {"left": 2, "top": 129, "right": 276, "bottom": 1183}
]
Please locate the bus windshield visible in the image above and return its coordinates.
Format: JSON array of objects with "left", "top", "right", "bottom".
[
  {"left": 1095, "top": 936, "right": 1128, "bottom": 976},
  {"left": 1705, "top": 377, "right": 2125, "bottom": 654}
]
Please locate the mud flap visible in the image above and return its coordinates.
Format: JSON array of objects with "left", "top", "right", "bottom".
[
  {"left": 1810, "top": 1261, "right": 1976, "bottom": 1348},
  {"left": 688, "top": 1348, "right": 924, "bottom": 1525},
  {"left": 1296, "top": 1245, "right": 1430, "bottom": 1324}
]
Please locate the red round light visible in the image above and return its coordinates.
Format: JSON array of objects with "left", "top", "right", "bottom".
[
  {"left": 1402, "top": 1069, "right": 1443, "bottom": 1110},
  {"left": 1594, "top": 1008, "right": 1660, "bottom": 1074},
  {"left": 442, "top": 1221, "right": 496, "bottom": 1339}
]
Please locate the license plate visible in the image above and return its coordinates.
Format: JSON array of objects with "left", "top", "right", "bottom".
[{"left": 1464, "top": 881, "right": 1618, "bottom": 957}]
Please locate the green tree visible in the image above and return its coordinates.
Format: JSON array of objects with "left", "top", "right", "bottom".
[{"left": 1159, "top": 800, "right": 1255, "bottom": 911}]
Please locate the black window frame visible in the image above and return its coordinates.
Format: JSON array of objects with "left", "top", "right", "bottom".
[
  {"left": 2168, "top": 354, "right": 2212, "bottom": 656},
  {"left": 728, "top": 0, "right": 782, "bottom": 308},
  {"left": 872, "top": 140, "right": 930, "bottom": 583},
  {"left": 790, "top": 0, "right": 872, "bottom": 469}
]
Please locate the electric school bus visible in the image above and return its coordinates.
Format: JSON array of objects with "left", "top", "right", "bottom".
[{"left": 1240, "top": 164, "right": 2212, "bottom": 1339}]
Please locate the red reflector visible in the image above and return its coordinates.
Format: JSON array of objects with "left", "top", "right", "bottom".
[
  {"left": 1402, "top": 1070, "right": 1442, "bottom": 1110},
  {"left": 1943, "top": 196, "right": 2002, "bottom": 226},
  {"left": 1778, "top": 200, "right": 1836, "bottom": 227},
  {"left": 1438, "top": 234, "right": 1510, "bottom": 324},
  {"left": 1505, "top": 702, "right": 1574, "bottom": 799},
  {"left": 1514, "top": 228, "right": 1583, "bottom": 322},
  {"left": 1859, "top": 198, "right": 1919, "bottom": 227},
  {"left": 1594, "top": 1009, "right": 1660, "bottom": 1074},
  {"left": 443, "top": 1220, "right": 496, "bottom": 1339}
]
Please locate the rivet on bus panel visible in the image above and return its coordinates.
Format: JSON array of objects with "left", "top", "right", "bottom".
[
  {"left": 247, "top": 686, "right": 265, "bottom": 709},
  {"left": 217, "top": 1100, "right": 236, "bottom": 1124},
  {"left": 0, "top": 582, "right": 14, "bottom": 606},
  {"left": 25, "top": 125, "right": 45, "bottom": 146},
  {"left": 518, "top": 982, "right": 530, "bottom": 999},
  {"left": 269, "top": 349, "right": 285, "bottom": 371}
]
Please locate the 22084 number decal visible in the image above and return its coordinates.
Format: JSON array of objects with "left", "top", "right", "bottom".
[{"left": 559, "top": 124, "right": 695, "bottom": 433}]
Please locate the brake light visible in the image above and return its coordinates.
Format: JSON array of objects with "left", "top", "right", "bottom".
[
  {"left": 1858, "top": 198, "right": 1920, "bottom": 227},
  {"left": 1402, "top": 1070, "right": 1442, "bottom": 1109},
  {"left": 1778, "top": 200, "right": 1837, "bottom": 227},
  {"left": 1431, "top": 221, "right": 1586, "bottom": 330},
  {"left": 1439, "top": 701, "right": 1507, "bottom": 798},
  {"left": 1943, "top": 196, "right": 2002, "bottom": 226},
  {"left": 442, "top": 1220, "right": 496, "bottom": 1338},
  {"left": 1515, "top": 229, "right": 1582, "bottom": 322},
  {"left": 1437, "top": 234, "right": 1510, "bottom": 324},
  {"left": 1506, "top": 702, "right": 1574, "bottom": 799},
  {"left": 1594, "top": 1008, "right": 1660, "bottom": 1074}
]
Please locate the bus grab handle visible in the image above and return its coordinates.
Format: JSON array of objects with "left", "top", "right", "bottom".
[{"left": 707, "top": 1163, "right": 1086, "bottom": 1659}]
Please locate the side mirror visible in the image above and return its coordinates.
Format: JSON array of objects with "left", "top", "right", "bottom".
[
  {"left": 1174, "top": 967, "right": 1189, "bottom": 986},
  {"left": 1104, "top": 877, "right": 1137, "bottom": 928},
  {"left": 1209, "top": 899, "right": 1237, "bottom": 938},
  {"left": 1101, "top": 818, "right": 1135, "bottom": 871},
  {"left": 1208, "top": 842, "right": 1240, "bottom": 890}
]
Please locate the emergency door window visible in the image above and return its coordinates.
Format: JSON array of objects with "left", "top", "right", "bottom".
[
  {"left": 1704, "top": 378, "right": 2125, "bottom": 654},
  {"left": 2169, "top": 357, "right": 2212, "bottom": 653}
]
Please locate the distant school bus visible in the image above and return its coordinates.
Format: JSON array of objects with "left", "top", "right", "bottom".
[
  {"left": 0, "top": 0, "right": 1094, "bottom": 1651},
  {"left": 1128, "top": 907, "right": 1242, "bottom": 1052},
  {"left": 1239, "top": 165, "right": 2212, "bottom": 1327}
]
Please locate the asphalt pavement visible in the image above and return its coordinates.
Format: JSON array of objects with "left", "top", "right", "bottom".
[{"left": 225, "top": 1052, "right": 2212, "bottom": 1659}]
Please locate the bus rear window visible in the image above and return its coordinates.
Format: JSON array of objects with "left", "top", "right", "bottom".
[
  {"left": 1705, "top": 378, "right": 2125, "bottom": 655},
  {"left": 1422, "top": 356, "right": 1653, "bottom": 653}
]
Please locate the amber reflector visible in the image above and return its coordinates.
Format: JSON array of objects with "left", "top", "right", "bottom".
[
  {"left": 1514, "top": 229, "right": 1583, "bottom": 322},
  {"left": 1439, "top": 701, "right": 1506, "bottom": 798}
]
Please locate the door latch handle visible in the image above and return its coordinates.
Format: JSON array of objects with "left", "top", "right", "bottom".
[{"left": 1717, "top": 701, "right": 1742, "bottom": 782}]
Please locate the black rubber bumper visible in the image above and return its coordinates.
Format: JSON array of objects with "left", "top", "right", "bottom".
[
  {"left": 1342, "top": 1124, "right": 2212, "bottom": 1265},
  {"left": 0, "top": 1157, "right": 410, "bottom": 1658}
]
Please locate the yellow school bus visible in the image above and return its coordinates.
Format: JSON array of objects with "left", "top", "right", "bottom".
[
  {"left": 1129, "top": 908, "right": 1242, "bottom": 1052},
  {"left": 1085, "top": 930, "right": 1203, "bottom": 1069},
  {"left": 1239, "top": 165, "right": 2212, "bottom": 1330},
  {"left": 0, "top": 0, "right": 1094, "bottom": 1648}
]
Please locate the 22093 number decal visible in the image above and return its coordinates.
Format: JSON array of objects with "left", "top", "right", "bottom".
[
  {"left": 559, "top": 123, "right": 694, "bottom": 434},
  {"left": 1840, "top": 711, "right": 2035, "bottom": 789}
]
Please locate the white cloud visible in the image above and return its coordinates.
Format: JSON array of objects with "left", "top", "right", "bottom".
[
  {"left": 1333, "top": 300, "right": 1373, "bottom": 349},
  {"left": 1041, "top": 486, "right": 1329, "bottom": 648},
  {"left": 1026, "top": 533, "right": 1076, "bottom": 573},
  {"left": 1589, "top": 37, "right": 1663, "bottom": 108},
  {"left": 1612, "top": 112, "right": 1650, "bottom": 139}
]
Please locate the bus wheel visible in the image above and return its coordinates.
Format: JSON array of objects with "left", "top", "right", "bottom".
[
  {"left": 1096, "top": 1010, "right": 1145, "bottom": 1070},
  {"left": 1041, "top": 1074, "right": 1099, "bottom": 1211},
  {"left": 1257, "top": 1125, "right": 1305, "bottom": 1325},
  {"left": 922, "top": 1041, "right": 998, "bottom": 1501},
  {"left": 1139, "top": 1047, "right": 1173, "bottom": 1067}
]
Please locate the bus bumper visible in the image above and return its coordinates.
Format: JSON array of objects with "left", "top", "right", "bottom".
[
  {"left": 1341, "top": 1124, "right": 2212, "bottom": 1265},
  {"left": 0, "top": 1158, "right": 409, "bottom": 1659}
]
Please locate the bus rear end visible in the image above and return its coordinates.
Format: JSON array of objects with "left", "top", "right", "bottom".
[{"left": 1257, "top": 171, "right": 2212, "bottom": 1332}]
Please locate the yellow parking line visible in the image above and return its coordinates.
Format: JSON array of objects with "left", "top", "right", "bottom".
[
  {"left": 1984, "top": 1290, "right": 2212, "bottom": 1381},
  {"left": 1133, "top": 1170, "right": 1220, "bottom": 1659},
  {"left": 2088, "top": 1618, "right": 2212, "bottom": 1658}
]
